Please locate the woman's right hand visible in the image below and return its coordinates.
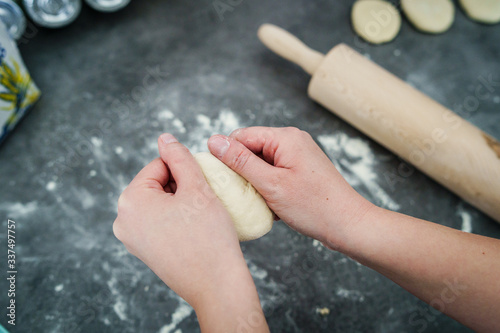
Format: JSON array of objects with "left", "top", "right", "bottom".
[
  {"left": 207, "top": 126, "right": 373, "bottom": 250},
  {"left": 210, "top": 127, "right": 500, "bottom": 333}
]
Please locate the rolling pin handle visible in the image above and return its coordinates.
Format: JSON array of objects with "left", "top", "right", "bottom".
[{"left": 258, "top": 24, "right": 324, "bottom": 76}]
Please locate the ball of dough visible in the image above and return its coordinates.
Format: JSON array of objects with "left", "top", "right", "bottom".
[
  {"left": 194, "top": 152, "right": 273, "bottom": 241},
  {"left": 401, "top": 0, "right": 455, "bottom": 34},
  {"left": 351, "top": 0, "right": 402, "bottom": 44},
  {"left": 459, "top": 0, "right": 500, "bottom": 24}
]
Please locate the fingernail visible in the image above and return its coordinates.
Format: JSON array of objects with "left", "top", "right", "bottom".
[
  {"left": 160, "top": 133, "right": 178, "bottom": 144},
  {"left": 209, "top": 135, "right": 230, "bottom": 158}
]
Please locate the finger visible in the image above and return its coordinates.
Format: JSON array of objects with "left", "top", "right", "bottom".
[
  {"left": 208, "top": 134, "right": 278, "bottom": 191},
  {"left": 229, "top": 127, "right": 276, "bottom": 155},
  {"left": 157, "top": 133, "right": 205, "bottom": 191},
  {"left": 230, "top": 127, "right": 301, "bottom": 166},
  {"left": 129, "top": 157, "right": 170, "bottom": 193}
]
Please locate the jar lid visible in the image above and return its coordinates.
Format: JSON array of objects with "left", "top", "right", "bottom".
[
  {"left": 23, "top": 0, "right": 82, "bottom": 28},
  {"left": 0, "top": 0, "right": 27, "bottom": 39}
]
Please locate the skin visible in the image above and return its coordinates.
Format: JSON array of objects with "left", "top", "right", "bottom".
[
  {"left": 114, "top": 127, "right": 500, "bottom": 333},
  {"left": 113, "top": 133, "right": 268, "bottom": 333}
]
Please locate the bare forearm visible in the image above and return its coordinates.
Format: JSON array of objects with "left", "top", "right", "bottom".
[
  {"left": 190, "top": 265, "right": 269, "bottom": 333},
  {"left": 331, "top": 205, "right": 500, "bottom": 332}
]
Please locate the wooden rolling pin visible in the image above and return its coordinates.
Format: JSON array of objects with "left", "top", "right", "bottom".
[{"left": 258, "top": 24, "right": 500, "bottom": 223}]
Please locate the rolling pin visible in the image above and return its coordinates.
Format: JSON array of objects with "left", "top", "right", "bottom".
[{"left": 258, "top": 24, "right": 500, "bottom": 223}]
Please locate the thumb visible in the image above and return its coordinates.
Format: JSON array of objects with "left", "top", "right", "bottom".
[{"left": 208, "top": 134, "right": 277, "bottom": 192}]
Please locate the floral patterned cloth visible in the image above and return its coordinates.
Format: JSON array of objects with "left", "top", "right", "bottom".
[{"left": 0, "top": 22, "right": 40, "bottom": 144}]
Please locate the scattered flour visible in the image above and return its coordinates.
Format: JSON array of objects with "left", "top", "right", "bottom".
[
  {"left": 147, "top": 108, "right": 242, "bottom": 157},
  {"left": 196, "top": 114, "right": 211, "bottom": 128},
  {"left": 74, "top": 188, "right": 96, "bottom": 209},
  {"left": 248, "top": 261, "right": 268, "bottom": 280},
  {"left": 172, "top": 119, "right": 186, "bottom": 134},
  {"left": 158, "top": 301, "right": 193, "bottom": 333},
  {"left": 158, "top": 109, "right": 175, "bottom": 120},
  {"left": 1, "top": 201, "right": 38, "bottom": 218},
  {"left": 458, "top": 206, "right": 473, "bottom": 233},
  {"left": 54, "top": 284, "right": 64, "bottom": 292},
  {"left": 46, "top": 181, "right": 57, "bottom": 191},
  {"left": 115, "top": 146, "right": 124, "bottom": 155},
  {"left": 317, "top": 133, "right": 400, "bottom": 210},
  {"left": 113, "top": 302, "right": 127, "bottom": 322},
  {"left": 89, "top": 141, "right": 129, "bottom": 194},
  {"left": 107, "top": 276, "right": 128, "bottom": 321},
  {"left": 185, "top": 109, "right": 242, "bottom": 153},
  {"left": 336, "top": 287, "right": 365, "bottom": 302},
  {"left": 312, "top": 239, "right": 325, "bottom": 251},
  {"left": 90, "top": 137, "right": 103, "bottom": 148}
]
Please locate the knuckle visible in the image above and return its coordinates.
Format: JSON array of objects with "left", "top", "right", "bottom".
[
  {"left": 285, "top": 127, "right": 303, "bottom": 137},
  {"left": 231, "top": 149, "right": 251, "bottom": 172},
  {"left": 116, "top": 191, "right": 129, "bottom": 214},
  {"left": 112, "top": 219, "right": 124, "bottom": 241},
  {"left": 300, "top": 130, "right": 312, "bottom": 140},
  {"left": 116, "top": 187, "right": 139, "bottom": 216},
  {"left": 285, "top": 126, "right": 302, "bottom": 136}
]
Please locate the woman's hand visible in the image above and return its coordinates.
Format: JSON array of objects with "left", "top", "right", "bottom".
[
  {"left": 113, "top": 133, "right": 268, "bottom": 332},
  {"left": 208, "top": 126, "right": 373, "bottom": 250},
  {"left": 212, "top": 127, "right": 500, "bottom": 333}
]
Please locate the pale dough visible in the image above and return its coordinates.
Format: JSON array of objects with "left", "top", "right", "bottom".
[
  {"left": 459, "top": 0, "right": 500, "bottom": 24},
  {"left": 194, "top": 152, "right": 273, "bottom": 241},
  {"left": 401, "top": 0, "right": 455, "bottom": 34},
  {"left": 351, "top": 0, "right": 402, "bottom": 44}
]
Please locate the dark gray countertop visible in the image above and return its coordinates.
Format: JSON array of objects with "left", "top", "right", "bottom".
[{"left": 1, "top": 0, "right": 500, "bottom": 332}]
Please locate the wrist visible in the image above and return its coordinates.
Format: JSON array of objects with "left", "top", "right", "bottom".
[
  {"left": 321, "top": 195, "right": 379, "bottom": 253},
  {"left": 331, "top": 204, "right": 392, "bottom": 264},
  {"left": 191, "top": 260, "right": 269, "bottom": 332}
]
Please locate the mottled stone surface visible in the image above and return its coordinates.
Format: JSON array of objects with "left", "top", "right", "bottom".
[{"left": 1, "top": 0, "right": 499, "bottom": 332}]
